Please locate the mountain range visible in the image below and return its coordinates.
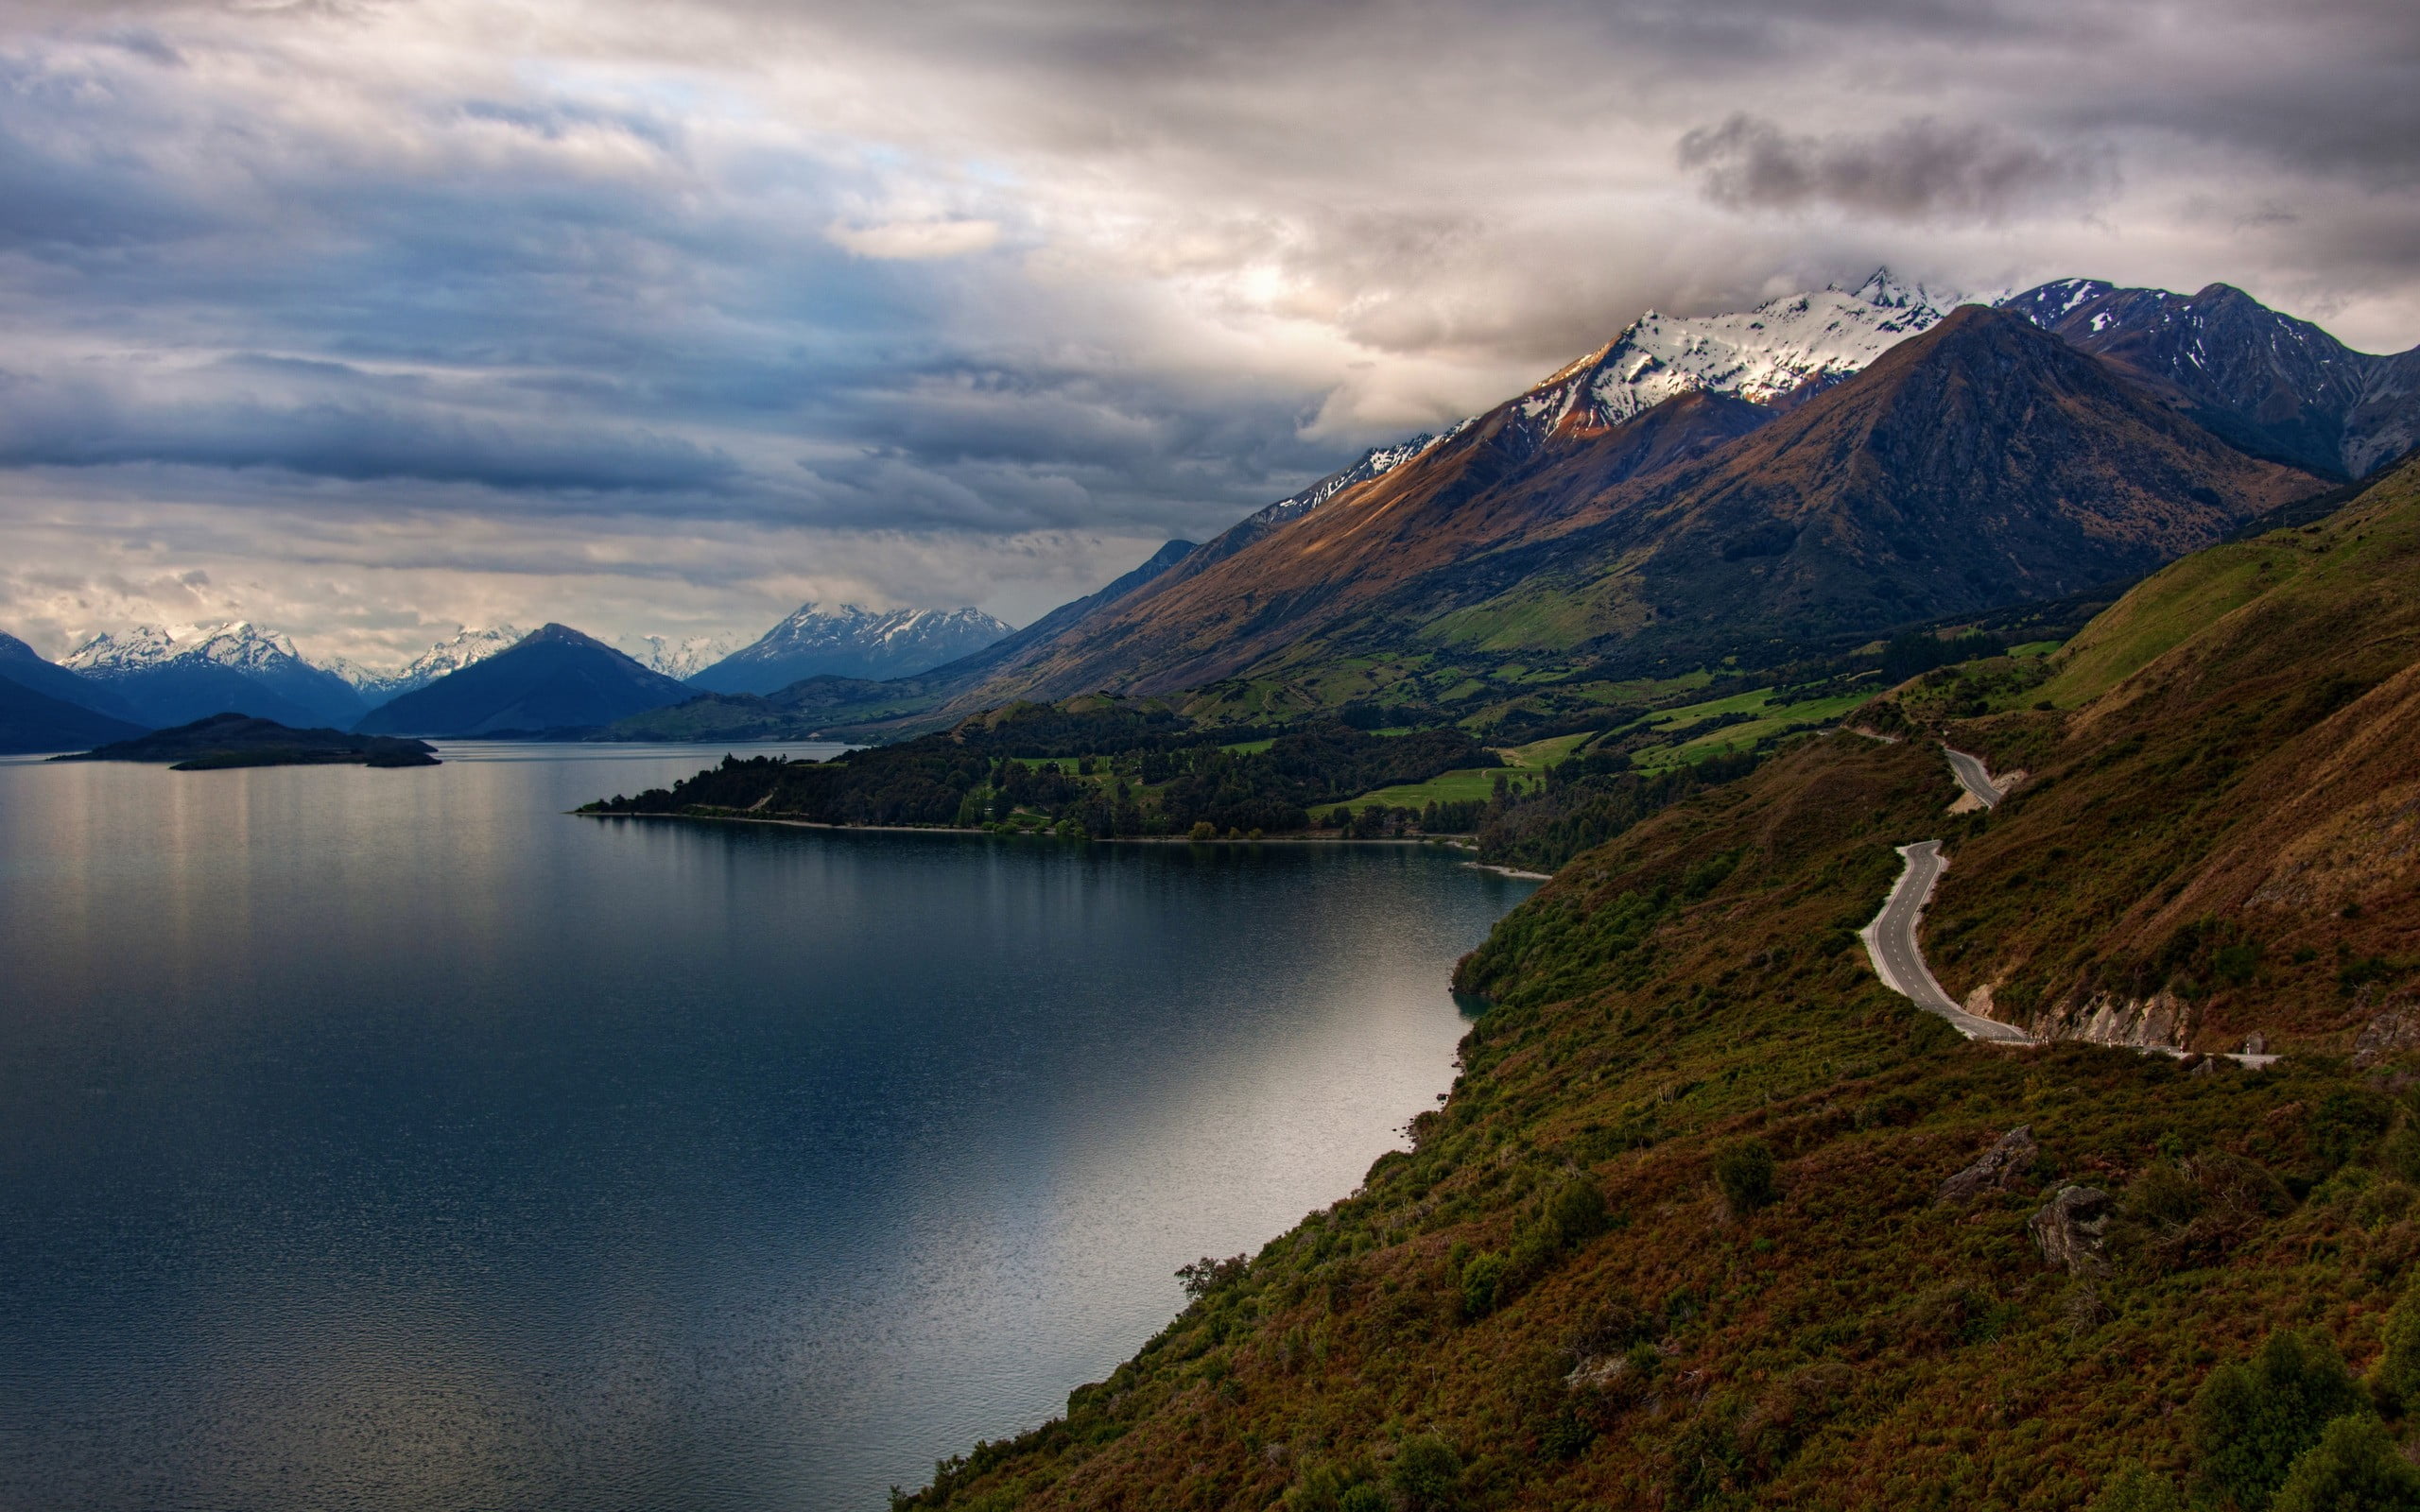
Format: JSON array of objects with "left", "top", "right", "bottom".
[
  {"left": 9, "top": 270, "right": 2414, "bottom": 748},
  {"left": 906, "top": 444, "right": 2420, "bottom": 1512},
  {"left": 0, "top": 594, "right": 1018, "bottom": 743},
  {"left": 351, "top": 624, "right": 691, "bottom": 736},
  {"left": 336, "top": 626, "right": 529, "bottom": 705},
  {"left": 900, "top": 273, "right": 2415, "bottom": 728},
  {"left": 61, "top": 623, "right": 369, "bottom": 730}
]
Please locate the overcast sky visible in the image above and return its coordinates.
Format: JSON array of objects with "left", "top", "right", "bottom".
[{"left": 3, "top": 0, "right": 2416, "bottom": 666}]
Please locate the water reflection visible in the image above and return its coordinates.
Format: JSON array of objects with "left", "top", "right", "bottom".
[{"left": 0, "top": 746, "right": 1533, "bottom": 1510}]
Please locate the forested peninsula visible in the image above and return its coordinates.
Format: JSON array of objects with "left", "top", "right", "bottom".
[{"left": 584, "top": 689, "right": 1798, "bottom": 877}]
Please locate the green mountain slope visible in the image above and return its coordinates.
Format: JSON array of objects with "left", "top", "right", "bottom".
[{"left": 901, "top": 460, "right": 2420, "bottom": 1512}]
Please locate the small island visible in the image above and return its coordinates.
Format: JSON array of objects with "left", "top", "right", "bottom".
[{"left": 56, "top": 713, "right": 441, "bottom": 769}]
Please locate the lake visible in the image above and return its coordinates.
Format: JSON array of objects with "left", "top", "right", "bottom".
[{"left": 0, "top": 744, "right": 1536, "bottom": 1511}]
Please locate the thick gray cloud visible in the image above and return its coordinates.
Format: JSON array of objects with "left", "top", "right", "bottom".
[
  {"left": 1678, "top": 115, "right": 2111, "bottom": 221},
  {"left": 0, "top": 0, "right": 2414, "bottom": 666}
]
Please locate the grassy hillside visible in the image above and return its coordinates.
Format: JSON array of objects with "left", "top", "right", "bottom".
[
  {"left": 1873, "top": 456, "right": 2420, "bottom": 1052},
  {"left": 898, "top": 461, "right": 2420, "bottom": 1512}
]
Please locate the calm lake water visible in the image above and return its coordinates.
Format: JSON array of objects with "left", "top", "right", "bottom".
[{"left": 0, "top": 744, "right": 1534, "bottom": 1511}]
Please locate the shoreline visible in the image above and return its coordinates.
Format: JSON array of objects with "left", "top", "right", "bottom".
[{"left": 574, "top": 809, "right": 1488, "bottom": 849}]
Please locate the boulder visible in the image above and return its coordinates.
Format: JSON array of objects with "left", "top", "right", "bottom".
[
  {"left": 2028, "top": 1185, "right": 2111, "bottom": 1277},
  {"left": 1936, "top": 1126, "right": 2039, "bottom": 1205}
]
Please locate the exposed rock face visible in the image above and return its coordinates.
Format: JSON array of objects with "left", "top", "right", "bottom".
[
  {"left": 1936, "top": 1126, "right": 2040, "bottom": 1205},
  {"left": 2030, "top": 988, "right": 2196, "bottom": 1051},
  {"left": 2028, "top": 1186, "right": 2112, "bottom": 1277},
  {"left": 2353, "top": 996, "right": 2420, "bottom": 1068}
]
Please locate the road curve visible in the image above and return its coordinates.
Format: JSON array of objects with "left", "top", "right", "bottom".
[
  {"left": 1943, "top": 747, "right": 2003, "bottom": 808},
  {"left": 1859, "top": 840, "right": 2035, "bottom": 1044}
]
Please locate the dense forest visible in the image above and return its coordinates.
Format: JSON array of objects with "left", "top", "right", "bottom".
[{"left": 581, "top": 705, "right": 1502, "bottom": 837}]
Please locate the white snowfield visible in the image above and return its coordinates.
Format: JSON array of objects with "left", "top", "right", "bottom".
[
  {"left": 740, "top": 603, "right": 1012, "bottom": 661},
  {"left": 344, "top": 625, "right": 528, "bottom": 696},
  {"left": 625, "top": 632, "right": 735, "bottom": 680},
  {"left": 1513, "top": 268, "right": 1965, "bottom": 433},
  {"left": 64, "top": 621, "right": 318, "bottom": 677}
]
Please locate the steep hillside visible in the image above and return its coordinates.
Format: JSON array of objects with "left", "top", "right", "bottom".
[
  {"left": 2004, "top": 279, "right": 2420, "bottom": 479},
  {"left": 1871, "top": 455, "right": 2420, "bottom": 1055},
  {"left": 901, "top": 457, "right": 2420, "bottom": 1512},
  {"left": 921, "top": 540, "right": 1199, "bottom": 690},
  {"left": 961, "top": 308, "right": 2314, "bottom": 707},
  {"left": 355, "top": 624, "right": 689, "bottom": 735}
]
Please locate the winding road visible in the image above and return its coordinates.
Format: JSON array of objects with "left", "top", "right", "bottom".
[
  {"left": 1851, "top": 743, "right": 2280, "bottom": 1061},
  {"left": 1860, "top": 838, "right": 2036, "bottom": 1044},
  {"left": 1943, "top": 747, "right": 2004, "bottom": 808}
]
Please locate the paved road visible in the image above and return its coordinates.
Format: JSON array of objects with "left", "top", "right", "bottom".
[
  {"left": 1943, "top": 747, "right": 2003, "bottom": 808},
  {"left": 1859, "top": 840, "right": 2036, "bottom": 1043}
]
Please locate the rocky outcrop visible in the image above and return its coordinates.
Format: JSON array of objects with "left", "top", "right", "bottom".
[
  {"left": 2026, "top": 988, "right": 2197, "bottom": 1052},
  {"left": 1936, "top": 1126, "right": 2039, "bottom": 1205},
  {"left": 2354, "top": 994, "right": 2420, "bottom": 1069},
  {"left": 2028, "top": 1186, "right": 2111, "bottom": 1277}
]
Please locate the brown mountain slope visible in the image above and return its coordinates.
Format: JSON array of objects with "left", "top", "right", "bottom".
[
  {"left": 937, "top": 387, "right": 1772, "bottom": 712},
  {"left": 1485, "top": 304, "right": 2324, "bottom": 663},
  {"left": 1883, "top": 454, "right": 2420, "bottom": 1053},
  {"left": 959, "top": 308, "right": 2318, "bottom": 706},
  {"left": 899, "top": 443, "right": 2420, "bottom": 1512}
]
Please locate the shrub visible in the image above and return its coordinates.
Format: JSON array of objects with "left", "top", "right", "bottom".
[
  {"left": 2375, "top": 1288, "right": 2420, "bottom": 1416},
  {"left": 1388, "top": 1435, "right": 1463, "bottom": 1511},
  {"left": 1544, "top": 1174, "right": 1609, "bottom": 1245},
  {"left": 1714, "top": 1140, "right": 1779, "bottom": 1214},
  {"left": 1461, "top": 1251, "right": 1508, "bottom": 1319},
  {"left": 1284, "top": 1462, "right": 1377, "bottom": 1512},
  {"left": 2191, "top": 1332, "right": 2368, "bottom": 1509},
  {"left": 2087, "top": 1460, "right": 2186, "bottom": 1512},
  {"left": 2272, "top": 1414, "right": 2420, "bottom": 1511},
  {"left": 1176, "top": 1253, "right": 1247, "bottom": 1299},
  {"left": 1188, "top": 820, "right": 1218, "bottom": 841},
  {"left": 2110, "top": 1153, "right": 2291, "bottom": 1273}
]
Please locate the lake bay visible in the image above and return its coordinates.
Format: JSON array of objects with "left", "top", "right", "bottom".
[{"left": 0, "top": 745, "right": 1534, "bottom": 1511}]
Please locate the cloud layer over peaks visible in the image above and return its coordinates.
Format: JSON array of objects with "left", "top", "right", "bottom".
[{"left": 0, "top": 0, "right": 2415, "bottom": 665}]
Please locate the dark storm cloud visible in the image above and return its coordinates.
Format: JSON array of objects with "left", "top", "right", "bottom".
[
  {"left": 0, "top": 0, "right": 2415, "bottom": 662},
  {"left": 1678, "top": 114, "right": 2112, "bottom": 222}
]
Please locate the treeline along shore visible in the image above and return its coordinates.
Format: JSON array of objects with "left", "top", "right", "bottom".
[{"left": 579, "top": 696, "right": 1768, "bottom": 868}]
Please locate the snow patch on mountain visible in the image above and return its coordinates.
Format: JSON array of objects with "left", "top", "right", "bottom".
[
  {"left": 339, "top": 626, "right": 528, "bottom": 700},
  {"left": 691, "top": 603, "right": 1016, "bottom": 693},
  {"left": 1512, "top": 268, "right": 1967, "bottom": 435},
  {"left": 65, "top": 622, "right": 320, "bottom": 678},
  {"left": 624, "top": 633, "right": 736, "bottom": 680},
  {"left": 748, "top": 604, "right": 1011, "bottom": 660},
  {"left": 1241, "top": 434, "right": 1441, "bottom": 533}
]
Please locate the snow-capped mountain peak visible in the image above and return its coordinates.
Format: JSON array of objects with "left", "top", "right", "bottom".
[
  {"left": 341, "top": 626, "right": 528, "bottom": 699},
  {"left": 689, "top": 602, "right": 1016, "bottom": 693},
  {"left": 623, "top": 633, "right": 736, "bottom": 680},
  {"left": 63, "top": 621, "right": 311, "bottom": 676},
  {"left": 1507, "top": 271, "right": 1972, "bottom": 438}
]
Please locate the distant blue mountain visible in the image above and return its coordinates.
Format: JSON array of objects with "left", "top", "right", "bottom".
[
  {"left": 0, "top": 672, "right": 147, "bottom": 755},
  {"left": 60, "top": 623, "right": 364, "bottom": 729},
  {"left": 0, "top": 633, "right": 147, "bottom": 724},
  {"left": 354, "top": 623, "right": 692, "bottom": 735},
  {"left": 689, "top": 604, "right": 1013, "bottom": 695}
]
